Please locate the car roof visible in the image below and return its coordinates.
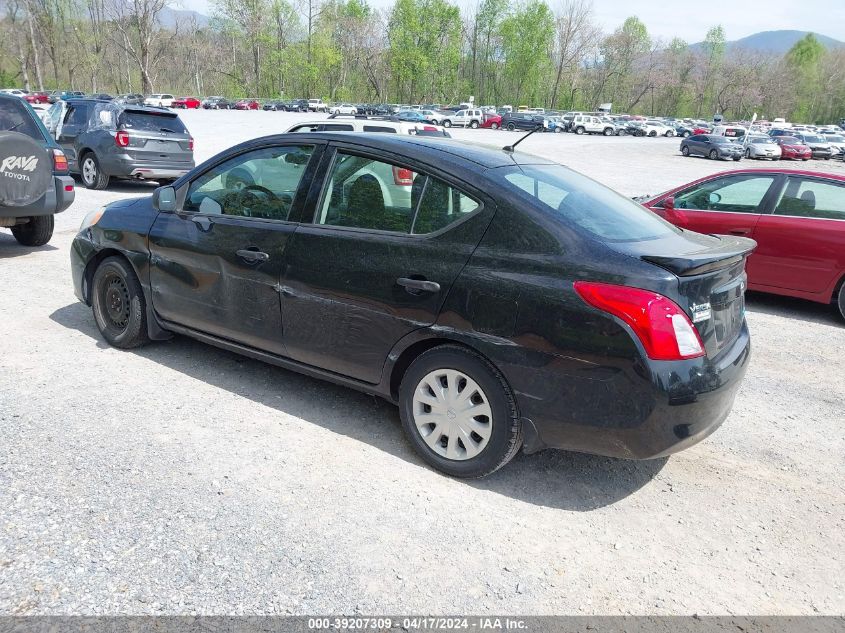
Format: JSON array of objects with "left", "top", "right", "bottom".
[{"left": 237, "top": 131, "right": 556, "bottom": 169}]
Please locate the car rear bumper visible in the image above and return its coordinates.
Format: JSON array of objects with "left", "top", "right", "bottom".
[
  {"left": 511, "top": 321, "right": 751, "bottom": 459},
  {"left": 105, "top": 156, "right": 194, "bottom": 180},
  {"left": 0, "top": 175, "right": 75, "bottom": 218}
]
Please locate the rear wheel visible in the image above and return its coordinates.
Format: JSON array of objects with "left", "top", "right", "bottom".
[
  {"left": 399, "top": 345, "right": 522, "bottom": 478},
  {"left": 745, "top": 148, "right": 752, "bottom": 158},
  {"left": 507, "top": 123, "right": 515, "bottom": 131},
  {"left": 469, "top": 120, "right": 479, "bottom": 129},
  {"left": 91, "top": 256, "right": 150, "bottom": 349},
  {"left": 554, "top": 127, "right": 562, "bottom": 133},
  {"left": 80, "top": 154, "right": 110, "bottom": 190},
  {"left": 11, "top": 215, "right": 53, "bottom": 246},
  {"left": 838, "top": 282, "right": 845, "bottom": 321},
  {"left": 603, "top": 127, "right": 613, "bottom": 136}
]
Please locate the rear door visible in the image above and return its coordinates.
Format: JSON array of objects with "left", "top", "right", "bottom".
[
  {"left": 148, "top": 142, "right": 322, "bottom": 355},
  {"left": 118, "top": 109, "right": 193, "bottom": 169},
  {"left": 279, "top": 143, "right": 496, "bottom": 383},
  {"left": 54, "top": 101, "right": 89, "bottom": 171},
  {"left": 751, "top": 175, "right": 845, "bottom": 297}
]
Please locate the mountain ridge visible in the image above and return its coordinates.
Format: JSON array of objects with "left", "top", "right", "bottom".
[{"left": 690, "top": 30, "right": 844, "bottom": 54}]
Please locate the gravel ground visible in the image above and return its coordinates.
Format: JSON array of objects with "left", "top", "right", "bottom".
[{"left": 1, "top": 110, "right": 843, "bottom": 616}]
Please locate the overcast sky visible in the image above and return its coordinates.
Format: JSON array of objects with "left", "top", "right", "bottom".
[{"left": 177, "top": 0, "right": 845, "bottom": 44}]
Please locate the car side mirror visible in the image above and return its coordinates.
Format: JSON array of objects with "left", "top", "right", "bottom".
[
  {"left": 153, "top": 185, "right": 177, "bottom": 212},
  {"left": 708, "top": 192, "right": 722, "bottom": 205}
]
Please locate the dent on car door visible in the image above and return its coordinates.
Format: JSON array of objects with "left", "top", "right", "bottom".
[
  {"left": 279, "top": 147, "right": 496, "bottom": 383},
  {"left": 148, "top": 143, "right": 322, "bottom": 355},
  {"left": 751, "top": 176, "right": 845, "bottom": 296}
]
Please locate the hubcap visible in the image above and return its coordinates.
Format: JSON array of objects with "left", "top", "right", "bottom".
[
  {"left": 102, "top": 274, "right": 130, "bottom": 329},
  {"left": 82, "top": 158, "right": 96, "bottom": 184},
  {"left": 412, "top": 369, "right": 492, "bottom": 461}
]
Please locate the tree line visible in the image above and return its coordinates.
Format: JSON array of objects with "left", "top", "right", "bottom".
[{"left": 2, "top": 0, "right": 844, "bottom": 123}]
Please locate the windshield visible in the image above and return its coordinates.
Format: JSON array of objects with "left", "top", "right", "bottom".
[
  {"left": 779, "top": 137, "right": 800, "bottom": 144},
  {"left": 710, "top": 136, "right": 731, "bottom": 143},
  {"left": 826, "top": 135, "right": 844, "bottom": 142},
  {"left": 752, "top": 137, "right": 774, "bottom": 144},
  {"left": 803, "top": 135, "right": 824, "bottom": 143},
  {"left": 499, "top": 164, "right": 678, "bottom": 242},
  {"left": 119, "top": 110, "right": 187, "bottom": 133}
]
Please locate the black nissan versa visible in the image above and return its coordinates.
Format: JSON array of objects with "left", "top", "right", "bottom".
[{"left": 70, "top": 133, "right": 753, "bottom": 478}]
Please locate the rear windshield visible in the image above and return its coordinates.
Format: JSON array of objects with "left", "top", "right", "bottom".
[
  {"left": 0, "top": 98, "right": 44, "bottom": 141},
  {"left": 119, "top": 111, "right": 186, "bottom": 133},
  {"left": 499, "top": 164, "right": 678, "bottom": 242},
  {"left": 709, "top": 136, "right": 731, "bottom": 143}
]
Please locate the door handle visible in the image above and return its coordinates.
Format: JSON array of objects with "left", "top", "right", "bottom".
[
  {"left": 236, "top": 248, "right": 270, "bottom": 262},
  {"left": 728, "top": 228, "right": 752, "bottom": 236},
  {"left": 397, "top": 277, "right": 440, "bottom": 293},
  {"left": 192, "top": 216, "right": 213, "bottom": 231}
]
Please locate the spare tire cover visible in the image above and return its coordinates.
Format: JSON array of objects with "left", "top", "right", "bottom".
[{"left": 0, "top": 131, "right": 53, "bottom": 207}]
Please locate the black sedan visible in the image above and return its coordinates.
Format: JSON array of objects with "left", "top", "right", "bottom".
[
  {"left": 681, "top": 135, "right": 743, "bottom": 161},
  {"left": 70, "top": 133, "right": 752, "bottom": 477}
]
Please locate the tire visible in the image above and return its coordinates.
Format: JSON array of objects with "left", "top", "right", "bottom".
[
  {"left": 469, "top": 120, "right": 479, "bottom": 129},
  {"left": 553, "top": 127, "right": 561, "bottom": 133},
  {"left": 837, "top": 282, "right": 845, "bottom": 321},
  {"left": 683, "top": 131, "right": 691, "bottom": 138},
  {"left": 80, "top": 153, "right": 110, "bottom": 190},
  {"left": 745, "top": 148, "right": 752, "bottom": 158},
  {"left": 603, "top": 127, "right": 613, "bottom": 136},
  {"left": 443, "top": 120, "right": 452, "bottom": 128},
  {"left": 649, "top": 130, "right": 657, "bottom": 137},
  {"left": 681, "top": 146, "right": 690, "bottom": 157},
  {"left": 507, "top": 123, "right": 515, "bottom": 131},
  {"left": 11, "top": 215, "right": 53, "bottom": 246},
  {"left": 490, "top": 122, "right": 498, "bottom": 130},
  {"left": 398, "top": 345, "right": 522, "bottom": 478},
  {"left": 709, "top": 149, "right": 718, "bottom": 160},
  {"left": 91, "top": 256, "right": 150, "bottom": 349},
  {"left": 575, "top": 126, "right": 585, "bottom": 135},
  {"left": 617, "top": 129, "right": 627, "bottom": 136}
]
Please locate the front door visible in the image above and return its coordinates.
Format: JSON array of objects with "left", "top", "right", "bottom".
[
  {"left": 280, "top": 145, "right": 495, "bottom": 384},
  {"left": 51, "top": 101, "right": 88, "bottom": 171},
  {"left": 148, "top": 142, "right": 322, "bottom": 355}
]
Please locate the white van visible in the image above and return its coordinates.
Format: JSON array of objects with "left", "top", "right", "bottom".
[{"left": 711, "top": 125, "right": 747, "bottom": 140}]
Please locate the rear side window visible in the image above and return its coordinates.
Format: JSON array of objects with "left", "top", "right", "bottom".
[
  {"left": 321, "top": 124, "right": 354, "bottom": 131},
  {"left": 412, "top": 178, "right": 479, "bottom": 234},
  {"left": 774, "top": 178, "right": 845, "bottom": 220},
  {"left": 362, "top": 126, "right": 397, "bottom": 133},
  {"left": 119, "top": 111, "right": 187, "bottom": 133},
  {"left": 0, "top": 98, "right": 42, "bottom": 140},
  {"left": 673, "top": 175, "right": 776, "bottom": 213},
  {"left": 500, "top": 164, "right": 677, "bottom": 242}
]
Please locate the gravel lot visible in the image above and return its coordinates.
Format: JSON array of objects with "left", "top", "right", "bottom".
[{"left": 1, "top": 110, "right": 843, "bottom": 616}]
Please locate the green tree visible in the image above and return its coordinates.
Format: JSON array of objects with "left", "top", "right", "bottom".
[
  {"left": 785, "top": 33, "right": 824, "bottom": 121},
  {"left": 498, "top": 0, "right": 554, "bottom": 106}
]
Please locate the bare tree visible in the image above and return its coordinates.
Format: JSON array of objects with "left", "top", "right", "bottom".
[
  {"left": 107, "top": 0, "right": 172, "bottom": 93},
  {"left": 549, "top": 0, "right": 598, "bottom": 108}
]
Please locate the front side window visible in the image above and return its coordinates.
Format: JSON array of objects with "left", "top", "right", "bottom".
[
  {"left": 501, "top": 164, "right": 677, "bottom": 242},
  {"left": 673, "top": 175, "right": 775, "bottom": 213},
  {"left": 774, "top": 178, "right": 845, "bottom": 220},
  {"left": 0, "top": 99, "right": 42, "bottom": 140},
  {"left": 185, "top": 145, "right": 314, "bottom": 220}
]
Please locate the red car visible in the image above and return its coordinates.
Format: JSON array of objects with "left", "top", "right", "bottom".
[
  {"left": 481, "top": 114, "right": 502, "bottom": 129},
  {"left": 24, "top": 92, "right": 49, "bottom": 104},
  {"left": 773, "top": 136, "right": 812, "bottom": 161},
  {"left": 171, "top": 96, "right": 201, "bottom": 109},
  {"left": 234, "top": 99, "right": 260, "bottom": 110},
  {"left": 642, "top": 169, "right": 845, "bottom": 319}
]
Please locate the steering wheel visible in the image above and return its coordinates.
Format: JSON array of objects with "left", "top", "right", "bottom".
[{"left": 241, "top": 184, "right": 279, "bottom": 200}]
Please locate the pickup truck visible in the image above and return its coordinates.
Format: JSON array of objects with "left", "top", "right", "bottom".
[
  {"left": 0, "top": 93, "right": 75, "bottom": 246},
  {"left": 307, "top": 99, "right": 327, "bottom": 112}
]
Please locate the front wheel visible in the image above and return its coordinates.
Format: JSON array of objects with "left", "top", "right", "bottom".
[
  {"left": 575, "top": 126, "right": 585, "bottom": 135},
  {"left": 11, "top": 215, "right": 54, "bottom": 246},
  {"left": 745, "top": 148, "right": 752, "bottom": 158},
  {"left": 709, "top": 149, "right": 718, "bottom": 160},
  {"left": 681, "top": 146, "right": 690, "bottom": 156},
  {"left": 443, "top": 120, "right": 452, "bottom": 128},
  {"left": 399, "top": 345, "right": 522, "bottom": 478},
  {"left": 91, "top": 256, "right": 150, "bottom": 349},
  {"left": 490, "top": 122, "right": 498, "bottom": 130}
]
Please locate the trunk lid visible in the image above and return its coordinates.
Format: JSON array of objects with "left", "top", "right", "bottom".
[
  {"left": 615, "top": 230, "right": 755, "bottom": 357},
  {"left": 118, "top": 109, "right": 193, "bottom": 165}
]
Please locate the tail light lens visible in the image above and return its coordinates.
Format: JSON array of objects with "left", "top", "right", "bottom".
[
  {"left": 188, "top": 137, "right": 194, "bottom": 151},
  {"left": 392, "top": 166, "right": 415, "bottom": 186},
  {"left": 115, "top": 131, "right": 130, "bottom": 147},
  {"left": 574, "top": 281, "right": 705, "bottom": 360},
  {"left": 52, "top": 149, "right": 68, "bottom": 173}
]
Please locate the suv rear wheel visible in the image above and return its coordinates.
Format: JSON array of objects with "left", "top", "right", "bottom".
[
  {"left": 399, "top": 345, "right": 522, "bottom": 478},
  {"left": 469, "top": 120, "right": 479, "bottom": 129},
  {"left": 81, "top": 154, "right": 110, "bottom": 190},
  {"left": 91, "top": 256, "right": 150, "bottom": 349},
  {"left": 837, "top": 281, "right": 845, "bottom": 321},
  {"left": 11, "top": 215, "right": 53, "bottom": 246},
  {"left": 603, "top": 127, "right": 613, "bottom": 136},
  {"left": 507, "top": 123, "right": 515, "bottom": 131}
]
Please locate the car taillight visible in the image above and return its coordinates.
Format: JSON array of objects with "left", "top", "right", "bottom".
[
  {"left": 52, "top": 149, "right": 68, "bottom": 173},
  {"left": 115, "top": 131, "right": 130, "bottom": 147},
  {"left": 188, "top": 137, "right": 194, "bottom": 151},
  {"left": 574, "top": 281, "right": 705, "bottom": 361},
  {"left": 393, "top": 166, "right": 414, "bottom": 186}
]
